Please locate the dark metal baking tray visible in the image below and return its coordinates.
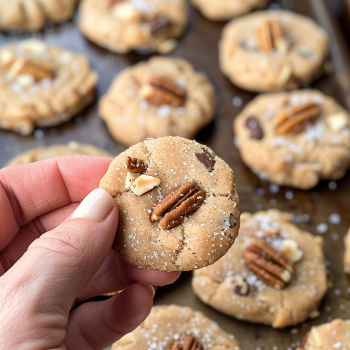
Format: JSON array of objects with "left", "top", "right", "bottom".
[{"left": 0, "top": 0, "right": 349, "bottom": 349}]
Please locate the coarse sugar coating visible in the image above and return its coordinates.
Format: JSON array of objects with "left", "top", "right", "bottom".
[
  {"left": 192, "top": 210, "right": 329, "bottom": 328},
  {"left": 234, "top": 90, "right": 350, "bottom": 189},
  {"left": 99, "top": 57, "right": 215, "bottom": 146},
  {"left": 111, "top": 305, "right": 242, "bottom": 350},
  {"left": 219, "top": 10, "right": 329, "bottom": 92},
  {"left": 99, "top": 137, "right": 240, "bottom": 272}
]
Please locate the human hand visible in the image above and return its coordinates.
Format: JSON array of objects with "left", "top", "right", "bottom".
[{"left": 0, "top": 155, "right": 180, "bottom": 350}]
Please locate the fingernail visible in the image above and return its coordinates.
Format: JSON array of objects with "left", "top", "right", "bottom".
[
  {"left": 143, "top": 284, "right": 156, "bottom": 298},
  {"left": 71, "top": 189, "right": 114, "bottom": 222}
]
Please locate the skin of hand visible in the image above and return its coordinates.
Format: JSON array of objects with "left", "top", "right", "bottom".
[{"left": 0, "top": 155, "right": 180, "bottom": 350}]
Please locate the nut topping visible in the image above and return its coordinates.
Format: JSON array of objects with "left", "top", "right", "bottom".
[
  {"left": 245, "top": 116, "right": 264, "bottom": 140},
  {"left": 171, "top": 335, "right": 203, "bottom": 350},
  {"left": 140, "top": 75, "right": 186, "bottom": 107},
  {"left": 151, "top": 181, "right": 206, "bottom": 230},
  {"left": 196, "top": 151, "right": 216, "bottom": 172},
  {"left": 274, "top": 102, "right": 321, "bottom": 135},
  {"left": 150, "top": 15, "right": 171, "bottom": 36},
  {"left": 125, "top": 156, "right": 147, "bottom": 173},
  {"left": 257, "top": 19, "right": 287, "bottom": 53},
  {"left": 282, "top": 239, "right": 303, "bottom": 263},
  {"left": 107, "top": 0, "right": 124, "bottom": 9},
  {"left": 226, "top": 276, "right": 250, "bottom": 297},
  {"left": 132, "top": 175, "right": 161, "bottom": 196},
  {"left": 125, "top": 172, "right": 140, "bottom": 189},
  {"left": 243, "top": 240, "right": 294, "bottom": 289}
]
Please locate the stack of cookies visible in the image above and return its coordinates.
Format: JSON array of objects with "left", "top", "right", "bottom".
[{"left": 1, "top": 0, "right": 349, "bottom": 349}]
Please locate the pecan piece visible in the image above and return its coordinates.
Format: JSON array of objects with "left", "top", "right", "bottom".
[
  {"left": 140, "top": 75, "right": 186, "bottom": 107},
  {"left": 171, "top": 335, "right": 203, "bottom": 350},
  {"left": 245, "top": 116, "right": 264, "bottom": 140},
  {"left": 150, "top": 15, "right": 171, "bottom": 36},
  {"left": 6, "top": 57, "right": 55, "bottom": 81},
  {"left": 107, "top": 0, "right": 124, "bottom": 9},
  {"left": 274, "top": 102, "right": 321, "bottom": 135},
  {"left": 257, "top": 19, "right": 284, "bottom": 52},
  {"left": 243, "top": 240, "right": 294, "bottom": 289},
  {"left": 125, "top": 156, "right": 147, "bottom": 173},
  {"left": 151, "top": 181, "right": 205, "bottom": 230},
  {"left": 196, "top": 151, "right": 216, "bottom": 172}
]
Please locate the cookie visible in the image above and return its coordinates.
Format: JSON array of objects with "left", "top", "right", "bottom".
[
  {"left": 234, "top": 90, "right": 350, "bottom": 190},
  {"left": 344, "top": 228, "right": 350, "bottom": 274},
  {"left": 191, "top": 0, "right": 270, "bottom": 21},
  {"left": 0, "top": 0, "right": 79, "bottom": 31},
  {"left": 298, "top": 319, "right": 350, "bottom": 350},
  {"left": 192, "top": 210, "right": 329, "bottom": 328},
  {"left": 0, "top": 39, "right": 98, "bottom": 136},
  {"left": 111, "top": 305, "right": 242, "bottom": 350},
  {"left": 99, "top": 136, "right": 240, "bottom": 271},
  {"left": 99, "top": 57, "right": 215, "bottom": 146},
  {"left": 219, "top": 10, "right": 329, "bottom": 92},
  {"left": 79, "top": 0, "right": 188, "bottom": 54},
  {"left": 5, "top": 141, "right": 113, "bottom": 167}
]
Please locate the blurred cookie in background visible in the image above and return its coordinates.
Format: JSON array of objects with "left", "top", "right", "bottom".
[
  {"left": 192, "top": 210, "right": 330, "bottom": 328},
  {"left": 99, "top": 57, "right": 215, "bottom": 146},
  {"left": 234, "top": 90, "right": 350, "bottom": 189},
  {"left": 219, "top": 10, "right": 330, "bottom": 92},
  {"left": 111, "top": 305, "right": 242, "bottom": 350},
  {"left": 79, "top": 0, "right": 189, "bottom": 54},
  {"left": 344, "top": 228, "right": 350, "bottom": 274},
  {"left": 191, "top": 0, "right": 270, "bottom": 21},
  {"left": 0, "top": 0, "right": 79, "bottom": 31},
  {"left": 5, "top": 141, "right": 113, "bottom": 167},
  {"left": 0, "top": 39, "right": 98, "bottom": 136}
]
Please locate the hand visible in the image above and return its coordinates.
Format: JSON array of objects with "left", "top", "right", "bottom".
[{"left": 0, "top": 155, "right": 180, "bottom": 350}]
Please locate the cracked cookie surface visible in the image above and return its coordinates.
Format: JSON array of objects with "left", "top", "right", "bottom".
[
  {"left": 234, "top": 90, "right": 350, "bottom": 189},
  {"left": 219, "top": 10, "right": 329, "bottom": 92},
  {"left": 0, "top": 39, "right": 98, "bottom": 136},
  {"left": 297, "top": 319, "right": 350, "bottom": 350},
  {"left": 99, "top": 137, "right": 240, "bottom": 271},
  {"left": 99, "top": 57, "right": 215, "bottom": 146},
  {"left": 192, "top": 210, "right": 329, "bottom": 328},
  {"left": 191, "top": 0, "right": 270, "bottom": 21},
  {"left": 111, "top": 305, "right": 242, "bottom": 350},
  {"left": 79, "top": 0, "right": 188, "bottom": 54},
  {"left": 0, "top": 0, "right": 79, "bottom": 31},
  {"left": 5, "top": 141, "right": 113, "bottom": 167}
]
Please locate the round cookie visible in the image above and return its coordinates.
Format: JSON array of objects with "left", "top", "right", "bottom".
[
  {"left": 234, "top": 90, "right": 350, "bottom": 190},
  {"left": 344, "top": 228, "right": 350, "bottom": 274},
  {"left": 0, "top": 39, "right": 98, "bottom": 136},
  {"left": 79, "top": 0, "right": 188, "bottom": 54},
  {"left": 5, "top": 141, "right": 113, "bottom": 167},
  {"left": 0, "top": 0, "right": 79, "bottom": 31},
  {"left": 219, "top": 10, "right": 329, "bottom": 92},
  {"left": 99, "top": 57, "right": 215, "bottom": 146},
  {"left": 192, "top": 210, "right": 329, "bottom": 328},
  {"left": 298, "top": 319, "right": 350, "bottom": 350},
  {"left": 191, "top": 0, "right": 270, "bottom": 21},
  {"left": 111, "top": 305, "right": 242, "bottom": 350},
  {"left": 99, "top": 136, "right": 240, "bottom": 271}
]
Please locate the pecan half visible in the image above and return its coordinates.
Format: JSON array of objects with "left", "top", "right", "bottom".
[
  {"left": 245, "top": 116, "right": 264, "bottom": 140},
  {"left": 140, "top": 75, "right": 186, "bottom": 107},
  {"left": 125, "top": 156, "right": 147, "bottom": 173},
  {"left": 6, "top": 57, "right": 55, "bottom": 81},
  {"left": 151, "top": 181, "right": 205, "bottom": 230},
  {"left": 150, "top": 15, "right": 171, "bottom": 36},
  {"left": 257, "top": 19, "right": 287, "bottom": 53},
  {"left": 171, "top": 335, "right": 203, "bottom": 350},
  {"left": 274, "top": 102, "right": 321, "bottom": 135},
  {"left": 243, "top": 240, "right": 294, "bottom": 289}
]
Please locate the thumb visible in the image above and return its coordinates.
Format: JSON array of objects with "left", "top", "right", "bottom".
[{"left": 0, "top": 189, "right": 118, "bottom": 347}]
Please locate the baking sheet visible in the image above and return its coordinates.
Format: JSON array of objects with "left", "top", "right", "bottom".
[{"left": 1, "top": 0, "right": 350, "bottom": 349}]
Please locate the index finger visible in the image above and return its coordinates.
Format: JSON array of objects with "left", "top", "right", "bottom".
[{"left": 0, "top": 155, "right": 113, "bottom": 250}]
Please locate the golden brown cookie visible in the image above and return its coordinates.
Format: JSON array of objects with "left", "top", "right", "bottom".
[{"left": 99, "top": 137, "right": 240, "bottom": 271}]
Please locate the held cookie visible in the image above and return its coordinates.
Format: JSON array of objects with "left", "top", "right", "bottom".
[
  {"left": 344, "top": 228, "right": 350, "bottom": 274},
  {"left": 219, "top": 10, "right": 329, "bottom": 92},
  {"left": 111, "top": 305, "right": 242, "bottom": 350},
  {"left": 298, "top": 319, "right": 350, "bottom": 350},
  {"left": 99, "top": 57, "right": 215, "bottom": 146},
  {"left": 234, "top": 90, "right": 350, "bottom": 189},
  {"left": 192, "top": 210, "right": 329, "bottom": 328},
  {"left": 191, "top": 0, "right": 270, "bottom": 21},
  {"left": 0, "top": 39, "right": 98, "bottom": 136},
  {"left": 99, "top": 137, "right": 240, "bottom": 271},
  {"left": 5, "top": 141, "right": 113, "bottom": 167},
  {"left": 0, "top": 0, "right": 79, "bottom": 31},
  {"left": 79, "top": 0, "right": 188, "bottom": 54}
]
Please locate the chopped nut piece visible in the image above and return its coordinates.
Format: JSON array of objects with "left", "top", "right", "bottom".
[
  {"left": 132, "top": 175, "right": 161, "bottom": 196},
  {"left": 326, "top": 113, "right": 349, "bottom": 132},
  {"left": 282, "top": 239, "right": 303, "bottom": 263},
  {"left": 245, "top": 116, "right": 264, "bottom": 140},
  {"left": 274, "top": 102, "right": 321, "bottom": 135},
  {"left": 226, "top": 276, "right": 250, "bottom": 296},
  {"left": 125, "top": 172, "right": 141, "bottom": 189},
  {"left": 257, "top": 19, "right": 287, "bottom": 54},
  {"left": 125, "top": 156, "right": 147, "bottom": 173},
  {"left": 151, "top": 181, "right": 206, "bottom": 230},
  {"left": 171, "top": 335, "right": 203, "bottom": 350},
  {"left": 243, "top": 240, "right": 294, "bottom": 289},
  {"left": 196, "top": 151, "right": 216, "bottom": 172},
  {"left": 276, "top": 63, "right": 292, "bottom": 87},
  {"left": 157, "top": 39, "right": 178, "bottom": 54},
  {"left": 150, "top": 15, "right": 171, "bottom": 36}
]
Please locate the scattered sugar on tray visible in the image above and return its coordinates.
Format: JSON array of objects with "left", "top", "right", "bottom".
[
  {"left": 329, "top": 213, "right": 341, "bottom": 225},
  {"left": 232, "top": 96, "right": 243, "bottom": 108},
  {"left": 285, "top": 191, "right": 294, "bottom": 200},
  {"left": 316, "top": 223, "right": 328, "bottom": 234},
  {"left": 34, "top": 129, "right": 44, "bottom": 139},
  {"left": 332, "top": 233, "right": 339, "bottom": 241}
]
